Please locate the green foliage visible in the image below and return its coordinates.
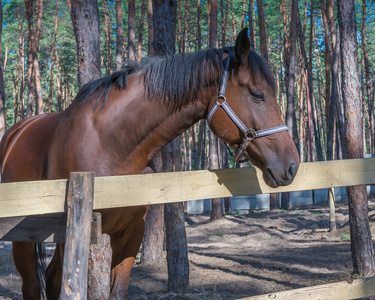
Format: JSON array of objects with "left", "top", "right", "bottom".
[{"left": 340, "top": 232, "right": 350, "bottom": 241}]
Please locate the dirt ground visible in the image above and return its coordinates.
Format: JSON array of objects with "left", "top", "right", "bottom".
[{"left": 1, "top": 199, "right": 375, "bottom": 299}]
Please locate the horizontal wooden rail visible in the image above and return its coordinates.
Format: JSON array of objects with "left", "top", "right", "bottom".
[
  {"left": 240, "top": 276, "right": 375, "bottom": 300},
  {"left": 1, "top": 158, "right": 375, "bottom": 218}
]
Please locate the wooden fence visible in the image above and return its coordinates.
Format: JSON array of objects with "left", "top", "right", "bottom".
[{"left": 1, "top": 157, "right": 375, "bottom": 299}]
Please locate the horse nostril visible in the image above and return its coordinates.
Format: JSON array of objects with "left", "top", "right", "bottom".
[{"left": 287, "top": 162, "right": 297, "bottom": 180}]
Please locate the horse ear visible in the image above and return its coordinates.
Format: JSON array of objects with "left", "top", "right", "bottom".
[{"left": 235, "top": 28, "right": 250, "bottom": 65}]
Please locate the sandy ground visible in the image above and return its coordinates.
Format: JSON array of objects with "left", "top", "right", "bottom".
[{"left": 1, "top": 199, "right": 375, "bottom": 299}]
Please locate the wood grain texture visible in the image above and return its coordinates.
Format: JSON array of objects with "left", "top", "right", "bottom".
[
  {"left": 241, "top": 276, "right": 375, "bottom": 300},
  {"left": 1, "top": 158, "right": 375, "bottom": 218},
  {"left": 60, "top": 172, "right": 94, "bottom": 300}
]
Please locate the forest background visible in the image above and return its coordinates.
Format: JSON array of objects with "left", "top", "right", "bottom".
[{"left": 0, "top": 0, "right": 374, "bottom": 171}]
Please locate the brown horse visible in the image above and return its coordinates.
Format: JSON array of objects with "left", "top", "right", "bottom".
[{"left": 0, "top": 29, "right": 299, "bottom": 299}]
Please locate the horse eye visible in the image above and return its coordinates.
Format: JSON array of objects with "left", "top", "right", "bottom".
[{"left": 253, "top": 92, "right": 264, "bottom": 101}]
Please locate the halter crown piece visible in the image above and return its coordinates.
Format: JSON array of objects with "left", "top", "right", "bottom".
[{"left": 207, "top": 55, "right": 289, "bottom": 163}]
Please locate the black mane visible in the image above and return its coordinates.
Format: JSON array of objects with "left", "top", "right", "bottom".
[{"left": 71, "top": 47, "right": 276, "bottom": 110}]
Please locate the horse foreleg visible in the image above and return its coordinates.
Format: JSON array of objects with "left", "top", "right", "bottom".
[
  {"left": 45, "top": 243, "right": 64, "bottom": 300},
  {"left": 108, "top": 216, "right": 146, "bottom": 299},
  {"left": 12, "top": 241, "right": 40, "bottom": 300}
]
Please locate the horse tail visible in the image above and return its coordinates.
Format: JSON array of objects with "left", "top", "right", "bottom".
[{"left": 35, "top": 242, "right": 47, "bottom": 299}]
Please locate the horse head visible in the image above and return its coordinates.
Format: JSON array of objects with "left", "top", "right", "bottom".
[{"left": 208, "top": 28, "right": 299, "bottom": 188}]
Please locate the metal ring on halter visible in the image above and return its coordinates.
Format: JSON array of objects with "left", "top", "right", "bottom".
[
  {"left": 244, "top": 128, "right": 256, "bottom": 141},
  {"left": 216, "top": 96, "right": 226, "bottom": 104}
]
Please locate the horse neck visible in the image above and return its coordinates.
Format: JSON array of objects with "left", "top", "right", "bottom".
[{"left": 101, "top": 74, "right": 214, "bottom": 173}]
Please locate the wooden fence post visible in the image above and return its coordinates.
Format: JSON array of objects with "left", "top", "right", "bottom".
[{"left": 60, "top": 172, "right": 94, "bottom": 300}]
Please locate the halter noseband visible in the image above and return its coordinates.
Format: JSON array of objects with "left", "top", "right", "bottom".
[{"left": 207, "top": 55, "right": 289, "bottom": 163}]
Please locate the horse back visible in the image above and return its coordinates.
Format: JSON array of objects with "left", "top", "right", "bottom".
[{"left": 0, "top": 113, "right": 61, "bottom": 183}]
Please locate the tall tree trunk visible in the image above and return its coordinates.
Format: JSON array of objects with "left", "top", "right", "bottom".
[
  {"left": 17, "top": 8, "right": 25, "bottom": 120},
  {"left": 181, "top": 0, "right": 188, "bottom": 53},
  {"left": 326, "top": 27, "right": 340, "bottom": 161},
  {"left": 102, "top": 0, "right": 113, "bottom": 75},
  {"left": 47, "top": 0, "right": 60, "bottom": 114},
  {"left": 282, "top": 0, "right": 299, "bottom": 210},
  {"left": 281, "top": 0, "right": 289, "bottom": 86},
  {"left": 197, "top": 0, "right": 202, "bottom": 50},
  {"left": 115, "top": 0, "right": 124, "bottom": 70},
  {"left": 151, "top": 0, "right": 189, "bottom": 292},
  {"left": 229, "top": 0, "right": 236, "bottom": 37},
  {"left": 248, "top": 0, "right": 256, "bottom": 50},
  {"left": 55, "top": 54, "right": 62, "bottom": 112},
  {"left": 128, "top": 0, "right": 136, "bottom": 61},
  {"left": 256, "top": 0, "right": 268, "bottom": 63},
  {"left": 24, "top": 0, "right": 44, "bottom": 115},
  {"left": 197, "top": 120, "right": 206, "bottom": 169},
  {"left": 240, "top": 0, "right": 246, "bottom": 28},
  {"left": 321, "top": 0, "right": 332, "bottom": 128},
  {"left": 69, "top": 1, "right": 110, "bottom": 298},
  {"left": 285, "top": 0, "right": 299, "bottom": 152},
  {"left": 33, "top": 0, "right": 43, "bottom": 115},
  {"left": 208, "top": 0, "right": 224, "bottom": 221},
  {"left": 69, "top": 0, "right": 101, "bottom": 89},
  {"left": 137, "top": 0, "right": 146, "bottom": 61},
  {"left": 147, "top": 0, "right": 154, "bottom": 55},
  {"left": 220, "top": 0, "right": 226, "bottom": 47},
  {"left": 296, "top": 7, "right": 323, "bottom": 161},
  {"left": 0, "top": 0, "right": 5, "bottom": 139},
  {"left": 361, "top": 0, "right": 373, "bottom": 153},
  {"left": 338, "top": 0, "right": 375, "bottom": 276},
  {"left": 25, "top": 0, "right": 35, "bottom": 118}
]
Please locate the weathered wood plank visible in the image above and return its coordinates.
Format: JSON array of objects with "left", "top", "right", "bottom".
[
  {"left": 240, "top": 276, "right": 375, "bottom": 300},
  {"left": 92, "top": 157, "right": 375, "bottom": 209},
  {"left": 0, "top": 179, "right": 67, "bottom": 217},
  {"left": 61, "top": 172, "right": 94, "bottom": 300},
  {"left": 1, "top": 158, "right": 375, "bottom": 218},
  {"left": 0, "top": 212, "right": 102, "bottom": 244}
]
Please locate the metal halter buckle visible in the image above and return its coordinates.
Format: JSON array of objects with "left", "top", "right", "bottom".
[{"left": 244, "top": 128, "right": 256, "bottom": 141}]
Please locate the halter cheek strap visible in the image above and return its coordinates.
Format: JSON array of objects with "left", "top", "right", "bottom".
[{"left": 207, "top": 56, "right": 289, "bottom": 163}]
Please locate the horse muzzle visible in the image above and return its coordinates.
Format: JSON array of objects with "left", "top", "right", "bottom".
[{"left": 262, "top": 159, "right": 299, "bottom": 188}]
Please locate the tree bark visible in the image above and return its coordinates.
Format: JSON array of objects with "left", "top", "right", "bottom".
[
  {"left": 17, "top": 8, "right": 25, "bottom": 120},
  {"left": 321, "top": 0, "right": 332, "bottom": 128},
  {"left": 102, "top": 0, "right": 113, "bottom": 75},
  {"left": 47, "top": 0, "right": 60, "bottom": 114},
  {"left": 285, "top": 0, "right": 299, "bottom": 152},
  {"left": 24, "top": 0, "right": 43, "bottom": 115},
  {"left": 69, "top": 0, "right": 101, "bottom": 89},
  {"left": 197, "top": 0, "right": 202, "bottom": 50},
  {"left": 137, "top": 0, "right": 146, "bottom": 61},
  {"left": 361, "top": 0, "right": 373, "bottom": 153},
  {"left": 128, "top": 0, "right": 136, "bottom": 61},
  {"left": 147, "top": 0, "right": 154, "bottom": 56},
  {"left": 0, "top": 0, "right": 5, "bottom": 139},
  {"left": 281, "top": 0, "right": 289, "bottom": 88},
  {"left": 338, "top": 0, "right": 375, "bottom": 276},
  {"left": 115, "top": 0, "right": 124, "bottom": 71},
  {"left": 256, "top": 0, "right": 268, "bottom": 63},
  {"left": 25, "top": 0, "right": 35, "bottom": 118},
  {"left": 229, "top": 0, "right": 236, "bottom": 37},
  {"left": 248, "top": 0, "right": 256, "bottom": 50},
  {"left": 326, "top": 26, "right": 340, "bottom": 161},
  {"left": 296, "top": 8, "right": 323, "bottom": 161}
]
